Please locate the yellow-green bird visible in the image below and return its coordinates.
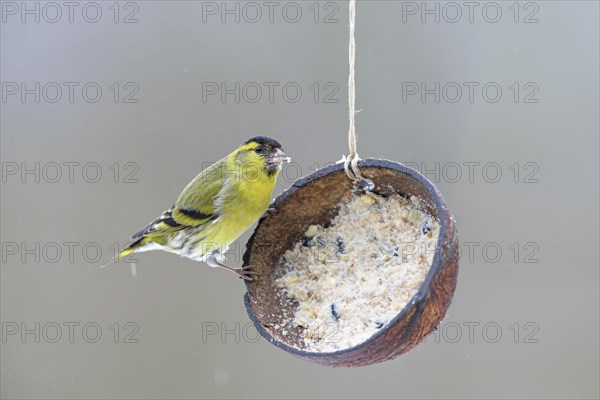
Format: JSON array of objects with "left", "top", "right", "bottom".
[{"left": 113, "top": 136, "right": 289, "bottom": 280}]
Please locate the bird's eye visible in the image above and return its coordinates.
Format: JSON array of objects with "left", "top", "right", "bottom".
[{"left": 254, "top": 146, "right": 264, "bottom": 154}]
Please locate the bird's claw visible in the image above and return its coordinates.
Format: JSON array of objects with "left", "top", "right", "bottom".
[
  {"left": 264, "top": 208, "right": 278, "bottom": 217},
  {"left": 235, "top": 265, "right": 261, "bottom": 281}
]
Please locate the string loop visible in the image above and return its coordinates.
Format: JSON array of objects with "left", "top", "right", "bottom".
[{"left": 344, "top": 0, "right": 373, "bottom": 191}]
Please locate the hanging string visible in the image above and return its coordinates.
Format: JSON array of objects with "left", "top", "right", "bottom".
[{"left": 344, "top": 0, "right": 373, "bottom": 190}]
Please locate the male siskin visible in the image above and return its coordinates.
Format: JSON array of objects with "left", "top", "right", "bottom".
[{"left": 111, "top": 136, "right": 289, "bottom": 280}]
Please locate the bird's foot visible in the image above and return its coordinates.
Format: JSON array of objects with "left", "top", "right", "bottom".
[
  {"left": 216, "top": 261, "right": 260, "bottom": 281},
  {"left": 234, "top": 265, "right": 260, "bottom": 282},
  {"left": 264, "top": 208, "right": 278, "bottom": 218}
]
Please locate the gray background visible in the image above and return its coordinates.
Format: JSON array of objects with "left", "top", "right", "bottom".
[{"left": 1, "top": 1, "right": 598, "bottom": 399}]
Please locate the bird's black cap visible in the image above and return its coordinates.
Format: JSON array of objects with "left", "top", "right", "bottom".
[{"left": 243, "top": 136, "right": 282, "bottom": 148}]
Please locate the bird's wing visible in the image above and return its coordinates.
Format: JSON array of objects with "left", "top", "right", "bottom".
[
  {"left": 130, "top": 158, "right": 228, "bottom": 240},
  {"left": 130, "top": 208, "right": 193, "bottom": 239}
]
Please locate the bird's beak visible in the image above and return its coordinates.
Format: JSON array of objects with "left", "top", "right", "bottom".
[{"left": 270, "top": 148, "right": 291, "bottom": 164}]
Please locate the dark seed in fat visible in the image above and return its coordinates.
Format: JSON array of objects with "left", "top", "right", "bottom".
[
  {"left": 336, "top": 236, "right": 345, "bottom": 253},
  {"left": 331, "top": 303, "right": 340, "bottom": 320},
  {"left": 422, "top": 224, "right": 432, "bottom": 235}
]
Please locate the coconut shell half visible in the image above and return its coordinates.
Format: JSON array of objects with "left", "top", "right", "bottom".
[{"left": 243, "top": 159, "right": 459, "bottom": 367}]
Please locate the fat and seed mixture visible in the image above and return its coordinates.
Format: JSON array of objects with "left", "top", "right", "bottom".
[{"left": 275, "top": 193, "right": 439, "bottom": 352}]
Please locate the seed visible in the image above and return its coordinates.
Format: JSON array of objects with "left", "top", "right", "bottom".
[
  {"left": 336, "top": 236, "right": 345, "bottom": 253},
  {"left": 331, "top": 303, "right": 340, "bottom": 320},
  {"left": 422, "top": 224, "right": 432, "bottom": 235}
]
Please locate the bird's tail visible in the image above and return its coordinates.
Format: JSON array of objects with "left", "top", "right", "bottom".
[
  {"left": 99, "top": 238, "right": 146, "bottom": 269},
  {"left": 116, "top": 240, "right": 142, "bottom": 260}
]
